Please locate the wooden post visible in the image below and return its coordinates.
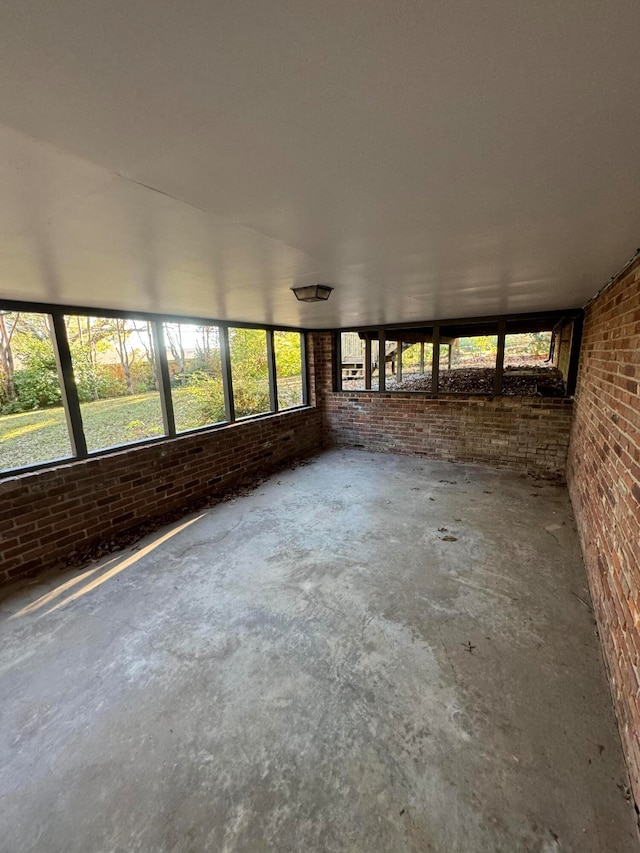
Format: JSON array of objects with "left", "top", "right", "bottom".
[
  {"left": 419, "top": 341, "right": 425, "bottom": 374},
  {"left": 397, "top": 341, "right": 403, "bottom": 383},
  {"left": 448, "top": 343, "right": 452, "bottom": 370},
  {"left": 378, "top": 330, "right": 386, "bottom": 391}
]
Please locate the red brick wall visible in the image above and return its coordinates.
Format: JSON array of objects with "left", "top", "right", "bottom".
[
  {"left": 309, "top": 331, "right": 335, "bottom": 444},
  {"left": 0, "top": 406, "right": 322, "bottom": 585},
  {"left": 311, "top": 331, "right": 573, "bottom": 476},
  {"left": 567, "top": 255, "right": 640, "bottom": 804},
  {"left": 325, "top": 393, "right": 572, "bottom": 475}
]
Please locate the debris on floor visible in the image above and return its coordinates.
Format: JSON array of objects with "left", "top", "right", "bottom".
[
  {"left": 394, "top": 366, "right": 565, "bottom": 395},
  {"left": 343, "top": 365, "right": 566, "bottom": 395},
  {"left": 51, "top": 455, "right": 315, "bottom": 576}
]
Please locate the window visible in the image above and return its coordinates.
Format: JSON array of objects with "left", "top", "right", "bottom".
[
  {"left": 229, "top": 328, "right": 270, "bottom": 418},
  {"left": 65, "top": 315, "right": 165, "bottom": 451},
  {"left": 384, "top": 331, "right": 440, "bottom": 391},
  {"left": 394, "top": 342, "right": 427, "bottom": 382},
  {"left": 503, "top": 330, "right": 563, "bottom": 395},
  {"left": 164, "top": 322, "right": 225, "bottom": 432},
  {"left": 0, "top": 311, "right": 73, "bottom": 471},
  {"left": 340, "top": 332, "right": 384, "bottom": 390},
  {"left": 504, "top": 332, "right": 552, "bottom": 368},
  {"left": 340, "top": 332, "right": 364, "bottom": 389},
  {"left": 334, "top": 313, "right": 577, "bottom": 398},
  {"left": 368, "top": 339, "right": 381, "bottom": 390},
  {"left": 274, "top": 331, "right": 304, "bottom": 409},
  {"left": 0, "top": 300, "right": 310, "bottom": 476},
  {"left": 438, "top": 331, "right": 498, "bottom": 393}
]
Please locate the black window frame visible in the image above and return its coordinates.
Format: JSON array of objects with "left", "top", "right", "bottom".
[
  {"left": 333, "top": 310, "right": 583, "bottom": 398},
  {"left": 0, "top": 298, "right": 310, "bottom": 479}
]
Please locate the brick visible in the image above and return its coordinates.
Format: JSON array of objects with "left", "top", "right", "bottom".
[
  {"left": 567, "top": 255, "right": 640, "bottom": 807},
  {"left": 0, "top": 406, "right": 322, "bottom": 587}
]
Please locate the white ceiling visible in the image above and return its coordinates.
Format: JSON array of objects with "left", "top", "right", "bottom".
[{"left": 0, "top": 0, "right": 639, "bottom": 329}]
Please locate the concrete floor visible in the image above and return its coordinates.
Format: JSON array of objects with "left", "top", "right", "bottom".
[{"left": 1, "top": 449, "right": 637, "bottom": 853}]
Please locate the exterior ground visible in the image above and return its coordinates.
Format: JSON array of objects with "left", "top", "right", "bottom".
[
  {"left": 0, "top": 392, "right": 165, "bottom": 469},
  {"left": 0, "top": 449, "right": 637, "bottom": 852},
  {"left": 0, "top": 388, "right": 249, "bottom": 470}
]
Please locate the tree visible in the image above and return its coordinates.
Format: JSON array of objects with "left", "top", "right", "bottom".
[
  {"left": 103, "top": 318, "right": 136, "bottom": 394},
  {"left": 64, "top": 316, "right": 111, "bottom": 401},
  {"left": 229, "top": 328, "right": 268, "bottom": 379},
  {"left": 12, "top": 334, "right": 61, "bottom": 409},
  {"left": 273, "top": 331, "right": 302, "bottom": 377},
  {"left": 0, "top": 313, "right": 64, "bottom": 411},
  {"left": 131, "top": 322, "right": 159, "bottom": 391},
  {"left": 0, "top": 312, "right": 19, "bottom": 402},
  {"left": 228, "top": 328, "right": 270, "bottom": 417},
  {"left": 164, "top": 323, "right": 186, "bottom": 374},
  {"left": 194, "top": 326, "right": 220, "bottom": 370}
]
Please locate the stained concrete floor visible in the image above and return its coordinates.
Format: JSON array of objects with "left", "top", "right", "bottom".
[{"left": 1, "top": 449, "right": 638, "bottom": 853}]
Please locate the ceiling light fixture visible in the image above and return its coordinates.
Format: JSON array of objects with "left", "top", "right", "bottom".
[{"left": 291, "top": 284, "right": 333, "bottom": 303}]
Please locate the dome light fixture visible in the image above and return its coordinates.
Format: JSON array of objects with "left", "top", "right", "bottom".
[{"left": 292, "top": 284, "right": 333, "bottom": 303}]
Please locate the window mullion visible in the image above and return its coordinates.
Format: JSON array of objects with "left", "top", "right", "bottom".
[
  {"left": 267, "top": 330, "right": 278, "bottom": 413},
  {"left": 152, "top": 322, "right": 176, "bottom": 438},
  {"left": 50, "top": 313, "right": 88, "bottom": 459},
  {"left": 220, "top": 326, "right": 235, "bottom": 422}
]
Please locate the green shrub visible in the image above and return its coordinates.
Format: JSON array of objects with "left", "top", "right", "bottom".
[
  {"left": 232, "top": 377, "right": 270, "bottom": 419},
  {"left": 187, "top": 374, "right": 226, "bottom": 424},
  {"left": 13, "top": 367, "right": 61, "bottom": 409},
  {"left": 10, "top": 337, "right": 61, "bottom": 410},
  {"left": 0, "top": 400, "right": 25, "bottom": 415},
  {"left": 94, "top": 369, "right": 127, "bottom": 399}
]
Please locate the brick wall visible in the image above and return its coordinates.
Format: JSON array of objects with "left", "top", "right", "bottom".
[
  {"left": 311, "top": 332, "right": 573, "bottom": 476},
  {"left": 0, "top": 332, "right": 576, "bottom": 588},
  {"left": 0, "top": 405, "right": 322, "bottom": 585},
  {"left": 567, "top": 255, "right": 640, "bottom": 804}
]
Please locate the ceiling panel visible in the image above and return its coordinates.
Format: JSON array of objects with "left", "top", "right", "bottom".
[{"left": 0, "top": 0, "right": 638, "bottom": 327}]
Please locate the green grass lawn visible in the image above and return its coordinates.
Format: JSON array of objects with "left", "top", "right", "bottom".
[
  {"left": 0, "top": 381, "right": 303, "bottom": 472},
  {"left": 0, "top": 389, "right": 212, "bottom": 472},
  {"left": 0, "top": 407, "right": 73, "bottom": 471}
]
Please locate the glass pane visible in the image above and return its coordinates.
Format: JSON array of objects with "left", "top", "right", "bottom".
[
  {"left": 370, "top": 339, "right": 380, "bottom": 390},
  {"left": 400, "top": 343, "right": 424, "bottom": 380},
  {"left": 503, "top": 331, "right": 563, "bottom": 395},
  {"left": 384, "top": 334, "right": 434, "bottom": 391},
  {"left": 340, "top": 332, "right": 364, "bottom": 390},
  {"left": 274, "top": 331, "right": 303, "bottom": 409},
  {"left": 439, "top": 334, "right": 498, "bottom": 392},
  {"left": 340, "top": 333, "right": 383, "bottom": 390},
  {"left": 0, "top": 311, "right": 73, "bottom": 471},
  {"left": 385, "top": 337, "right": 401, "bottom": 388},
  {"left": 65, "top": 316, "right": 165, "bottom": 451},
  {"left": 504, "top": 332, "right": 552, "bottom": 367},
  {"left": 229, "top": 328, "right": 270, "bottom": 418},
  {"left": 164, "top": 322, "right": 226, "bottom": 432}
]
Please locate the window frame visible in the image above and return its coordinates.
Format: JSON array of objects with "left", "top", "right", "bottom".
[
  {"left": 273, "top": 330, "right": 307, "bottom": 411},
  {"left": 334, "top": 311, "right": 583, "bottom": 398},
  {"left": 0, "top": 298, "right": 310, "bottom": 478}
]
